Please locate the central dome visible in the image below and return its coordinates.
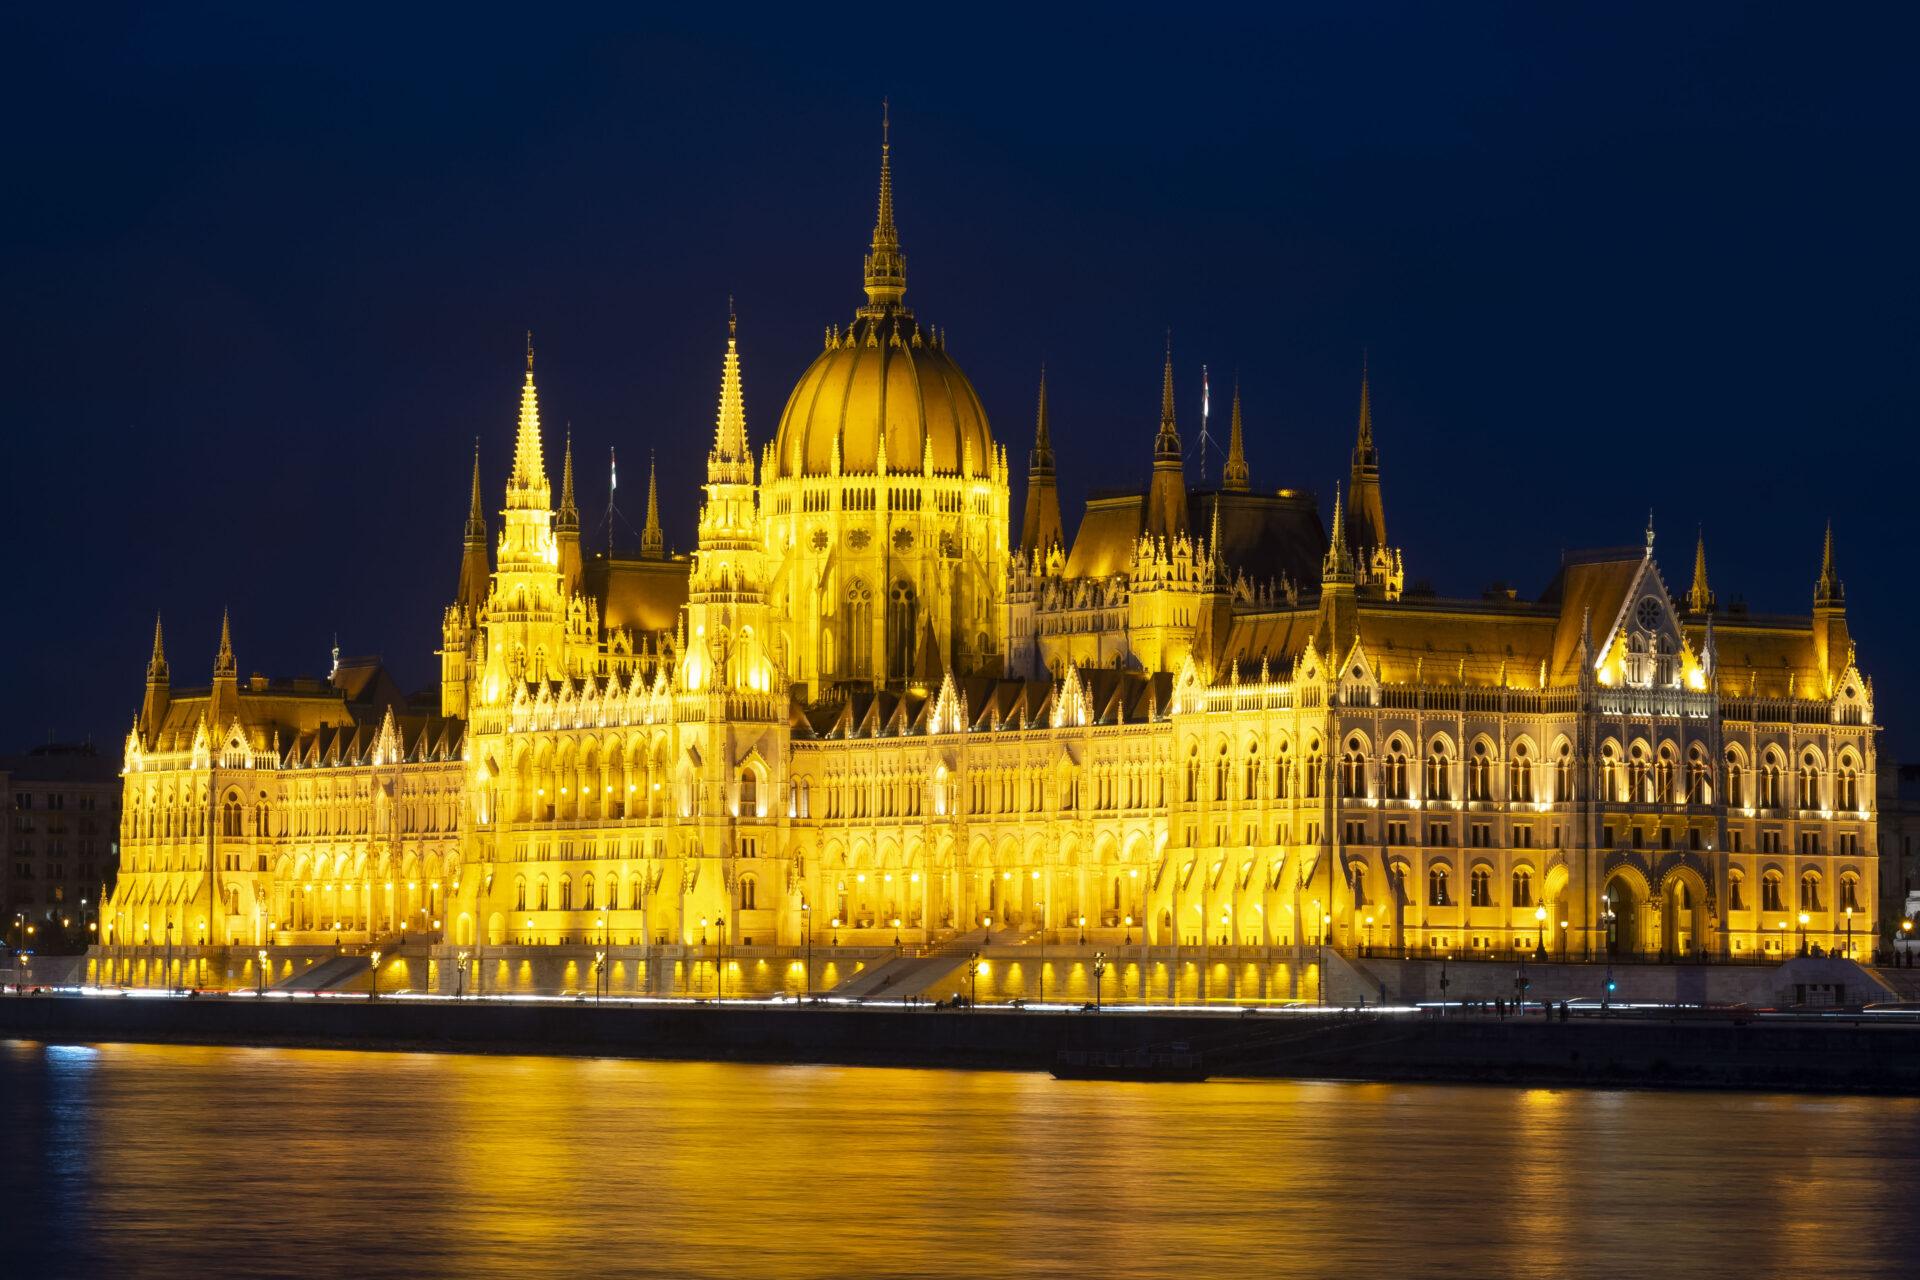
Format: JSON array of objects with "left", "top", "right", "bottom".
[
  {"left": 770, "top": 116, "right": 995, "bottom": 480},
  {"left": 773, "top": 316, "right": 993, "bottom": 478}
]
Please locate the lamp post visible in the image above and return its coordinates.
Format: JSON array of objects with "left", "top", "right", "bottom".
[
  {"left": 1438, "top": 952, "right": 1450, "bottom": 1014},
  {"left": 256, "top": 948, "right": 268, "bottom": 996},
  {"left": 1559, "top": 918, "right": 1569, "bottom": 962},
  {"left": 166, "top": 920, "right": 174, "bottom": 992},
  {"left": 1093, "top": 951, "right": 1107, "bottom": 1011},
  {"left": 698, "top": 917, "right": 708, "bottom": 998},
  {"left": 456, "top": 950, "right": 469, "bottom": 998},
  {"left": 1078, "top": 915, "right": 1087, "bottom": 946},
  {"left": 1845, "top": 906, "right": 1853, "bottom": 960},
  {"left": 595, "top": 917, "right": 607, "bottom": 1000},
  {"left": 801, "top": 900, "right": 812, "bottom": 1001},
  {"left": 1798, "top": 911, "right": 1810, "bottom": 956},
  {"left": 1534, "top": 905, "right": 1548, "bottom": 962},
  {"left": 970, "top": 953, "right": 982, "bottom": 1008},
  {"left": 369, "top": 950, "right": 382, "bottom": 1000}
]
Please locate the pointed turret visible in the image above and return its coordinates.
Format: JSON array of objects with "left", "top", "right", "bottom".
[
  {"left": 1816, "top": 520, "right": 1844, "bottom": 608},
  {"left": 215, "top": 609, "right": 235, "bottom": 677},
  {"left": 508, "top": 333, "right": 552, "bottom": 519},
  {"left": 1145, "top": 336, "right": 1190, "bottom": 542},
  {"left": 861, "top": 101, "right": 907, "bottom": 313},
  {"left": 1322, "top": 486, "right": 1356, "bottom": 584},
  {"left": 1315, "top": 486, "right": 1359, "bottom": 663},
  {"left": 641, "top": 451, "right": 664, "bottom": 560},
  {"left": 141, "top": 613, "right": 170, "bottom": 740},
  {"left": 456, "top": 442, "right": 490, "bottom": 610},
  {"left": 1346, "top": 356, "right": 1388, "bottom": 560},
  {"left": 556, "top": 429, "right": 582, "bottom": 595},
  {"left": 1812, "top": 520, "right": 1850, "bottom": 683},
  {"left": 709, "top": 304, "right": 753, "bottom": 484},
  {"left": 1019, "top": 366, "right": 1065, "bottom": 561},
  {"left": 1222, "top": 377, "right": 1249, "bottom": 492},
  {"left": 557, "top": 430, "right": 579, "bottom": 530},
  {"left": 1687, "top": 527, "right": 1714, "bottom": 614}
]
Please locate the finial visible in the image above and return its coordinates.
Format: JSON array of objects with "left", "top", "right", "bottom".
[
  {"left": 1645, "top": 508, "right": 1656, "bottom": 551},
  {"left": 728, "top": 294, "right": 736, "bottom": 340},
  {"left": 525, "top": 329, "right": 534, "bottom": 374}
]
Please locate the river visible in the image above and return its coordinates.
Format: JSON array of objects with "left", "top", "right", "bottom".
[{"left": 3, "top": 1039, "right": 1917, "bottom": 1278}]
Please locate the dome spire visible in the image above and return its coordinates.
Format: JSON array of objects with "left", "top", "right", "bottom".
[
  {"left": 862, "top": 100, "right": 907, "bottom": 312},
  {"left": 557, "top": 428, "right": 579, "bottom": 530}
]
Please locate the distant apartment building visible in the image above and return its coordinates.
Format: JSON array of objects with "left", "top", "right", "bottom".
[{"left": 4, "top": 744, "right": 122, "bottom": 953}]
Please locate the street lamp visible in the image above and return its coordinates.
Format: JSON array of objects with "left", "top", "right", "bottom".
[
  {"left": 166, "top": 920, "right": 174, "bottom": 991},
  {"left": 256, "top": 948, "right": 268, "bottom": 995},
  {"left": 1798, "top": 911, "right": 1810, "bottom": 956},
  {"left": 1534, "top": 905, "right": 1548, "bottom": 961},
  {"left": 1078, "top": 915, "right": 1087, "bottom": 946},
  {"left": 369, "top": 950, "right": 382, "bottom": 1000},
  {"left": 970, "top": 953, "right": 983, "bottom": 1007},
  {"left": 456, "top": 950, "right": 469, "bottom": 998},
  {"left": 1845, "top": 906, "right": 1854, "bottom": 960},
  {"left": 801, "top": 900, "right": 813, "bottom": 1001},
  {"left": 1123, "top": 914, "right": 1133, "bottom": 946},
  {"left": 595, "top": 918, "right": 607, "bottom": 1000}
]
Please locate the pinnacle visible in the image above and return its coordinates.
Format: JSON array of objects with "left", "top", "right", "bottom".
[{"left": 1223, "top": 377, "right": 1249, "bottom": 492}]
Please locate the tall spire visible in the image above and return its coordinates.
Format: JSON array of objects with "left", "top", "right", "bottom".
[
  {"left": 1323, "top": 485, "right": 1355, "bottom": 582},
  {"left": 1020, "top": 366, "right": 1064, "bottom": 561},
  {"left": 641, "top": 451, "right": 664, "bottom": 559},
  {"left": 861, "top": 101, "right": 907, "bottom": 311},
  {"left": 456, "top": 440, "right": 491, "bottom": 610},
  {"left": 557, "top": 429, "right": 579, "bottom": 530},
  {"left": 709, "top": 306, "right": 752, "bottom": 483},
  {"left": 1816, "top": 519, "right": 1844, "bottom": 608},
  {"left": 1687, "top": 527, "right": 1714, "bottom": 613},
  {"left": 464, "top": 440, "right": 486, "bottom": 545},
  {"left": 509, "top": 332, "right": 550, "bottom": 506},
  {"left": 1347, "top": 355, "right": 1388, "bottom": 559},
  {"left": 1145, "top": 334, "right": 1190, "bottom": 542},
  {"left": 1222, "top": 376, "right": 1249, "bottom": 492},
  {"left": 1155, "top": 334, "right": 1180, "bottom": 459},
  {"left": 214, "top": 609, "right": 235, "bottom": 677},
  {"left": 146, "top": 614, "right": 168, "bottom": 683}
]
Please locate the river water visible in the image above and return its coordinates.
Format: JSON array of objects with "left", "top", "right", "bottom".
[{"left": 3, "top": 1040, "right": 1917, "bottom": 1279}]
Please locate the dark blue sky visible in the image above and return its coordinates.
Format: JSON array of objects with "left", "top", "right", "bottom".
[{"left": 4, "top": 5, "right": 1916, "bottom": 754}]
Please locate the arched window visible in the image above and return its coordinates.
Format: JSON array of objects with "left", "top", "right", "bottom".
[
  {"left": 1654, "top": 633, "right": 1677, "bottom": 686},
  {"left": 1215, "top": 743, "right": 1231, "bottom": 802},
  {"left": 1728, "top": 870, "right": 1746, "bottom": 912},
  {"left": 1426, "top": 742, "right": 1452, "bottom": 802},
  {"left": 1759, "top": 752, "right": 1784, "bottom": 810},
  {"left": 515, "top": 877, "right": 527, "bottom": 911},
  {"left": 1837, "top": 762, "right": 1859, "bottom": 811},
  {"left": 1467, "top": 742, "right": 1492, "bottom": 802},
  {"left": 221, "top": 793, "right": 243, "bottom": 838},
  {"left": 1799, "top": 871, "right": 1821, "bottom": 912},
  {"left": 1428, "top": 864, "right": 1451, "bottom": 907},
  {"left": 1511, "top": 868, "right": 1534, "bottom": 908},
  {"left": 1383, "top": 742, "right": 1409, "bottom": 800},
  {"left": 1244, "top": 743, "right": 1260, "bottom": 801},
  {"left": 1469, "top": 867, "right": 1491, "bottom": 907},
  {"left": 1840, "top": 873, "right": 1861, "bottom": 913},
  {"left": 1687, "top": 747, "right": 1711, "bottom": 804},
  {"left": 1509, "top": 743, "right": 1533, "bottom": 804},
  {"left": 739, "top": 877, "right": 757, "bottom": 911},
  {"left": 1275, "top": 741, "right": 1292, "bottom": 799},
  {"left": 559, "top": 877, "right": 572, "bottom": 911},
  {"left": 1340, "top": 740, "right": 1367, "bottom": 799},
  {"left": 1601, "top": 743, "right": 1620, "bottom": 803},
  {"left": 740, "top": 768, "right": 759, "bottom": 817},
  {"left": 1798, "top": 754, "right": 1821, "bottom": 810},
  {"left": 1725, "top": 751, "right": 1745, "bottom": 809},
  {"left": 1761, "top": 870, "right": 1784, "bottom": 913},
  {"left": 886, "top": 578, "right": 918, "bottom": 680},
  {"left": 1627, "top": 744, "right": 1649, "bottom": 803},
  {"left": 1654, "top": 746, "right": 1675, "bottom": 805},
  {"left": 1304, "top": 743, "right": 1323, "bottom": 799},
  {"left": 537, "top": 877, "right": 550, "bottom": 911},
  {"left": 1184, "top": 747, "right": 1200, "bottom": 803},
  {"left": 845, "top": 580, "right": 874, "bottom": 679},
  {"left": 1626, "top": 631, "right": 1649, "bottom": 686},
  {"left": 1554, "top": 742, "right": 1573, "bottom": 803},
  {"left": 582, "top": 875, "right": 595, "bottom": 912}
]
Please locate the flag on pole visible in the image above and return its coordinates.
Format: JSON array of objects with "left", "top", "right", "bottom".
[{"left": 609, "top": 446, "right": 617, "bottom": 493}]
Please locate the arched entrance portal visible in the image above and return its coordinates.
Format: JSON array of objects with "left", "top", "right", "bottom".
[
  {"left": 1657, "top": 871, "right": 1712, "bottom": 960},
  {"left": 1603, "top": 874, "right": 1644, "bottom": 958}
]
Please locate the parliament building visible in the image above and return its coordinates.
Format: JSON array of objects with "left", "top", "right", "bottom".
[{"left": 96, "top": 124, "right": 1882, "bottom": 998}]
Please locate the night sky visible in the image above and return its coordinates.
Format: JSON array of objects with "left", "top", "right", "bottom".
[{"left": 5, "top": 5, "right": 1916, "bottom": 756}]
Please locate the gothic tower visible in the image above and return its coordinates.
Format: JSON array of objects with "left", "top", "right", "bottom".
[{"left": 1019, "top": 367, "right": 1065, "bottom": 563}]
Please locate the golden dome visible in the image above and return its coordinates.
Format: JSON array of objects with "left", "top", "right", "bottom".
[
  {"left": 770, "top": 111, "right": 995, "bottom": 479},
  {"left": 773, "top": 318, "right": 994, "bottom": 478}
]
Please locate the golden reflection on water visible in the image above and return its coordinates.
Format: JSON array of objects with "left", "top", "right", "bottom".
[{"left": 5, "top": 1040, "right": 1920, "bottom": 1279}]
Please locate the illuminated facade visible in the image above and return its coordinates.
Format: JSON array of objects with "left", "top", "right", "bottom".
[{"left": 97, "top": 123, "right": 1883, "bottom": 989}]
